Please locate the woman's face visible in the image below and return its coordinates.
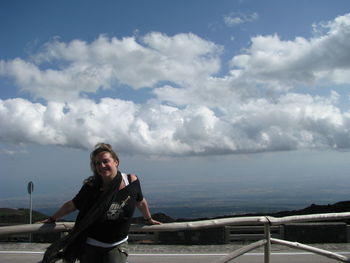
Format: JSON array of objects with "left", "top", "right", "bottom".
[{"left": 95, "top": 152, "right": 119, "bottom": 179}]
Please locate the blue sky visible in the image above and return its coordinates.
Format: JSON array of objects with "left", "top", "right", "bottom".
[{"left": 1, "top": 0, "right": 350, "bottom": 214}]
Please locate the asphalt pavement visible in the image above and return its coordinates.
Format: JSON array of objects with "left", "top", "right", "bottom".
[{"left": 1, "top": 242, "right": 350, "bottom": 263}]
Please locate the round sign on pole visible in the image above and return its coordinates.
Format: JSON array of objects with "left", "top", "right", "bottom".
[{"left": 27, "top": 181, "right": 34, "bottom": 194}]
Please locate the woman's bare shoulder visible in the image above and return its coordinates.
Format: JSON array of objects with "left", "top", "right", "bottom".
[{"left": 129, "top": 174, "right": 138, "bottom": 182}]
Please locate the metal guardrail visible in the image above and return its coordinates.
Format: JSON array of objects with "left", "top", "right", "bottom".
[{"left": 1, "top": 212, "right": 350, "bottom": 263}]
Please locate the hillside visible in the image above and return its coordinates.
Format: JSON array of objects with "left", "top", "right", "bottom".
[{"left": 0, "top": 208, "right": 48, "bottom": 224}]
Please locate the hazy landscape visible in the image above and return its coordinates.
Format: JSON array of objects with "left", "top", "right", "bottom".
[
  {"left": 2, "top": 197, "right": 350, "bottom": 224},
  {"left": 2, "top": 157, "right": 349, "bottom": 221},
  {"left": 1, "top": 185, "right": 346, "bottom": 221}
]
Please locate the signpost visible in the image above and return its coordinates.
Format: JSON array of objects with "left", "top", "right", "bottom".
[
  {"left": 27, "top": 181, "right": 34, "bottom": 224},
  {"left": 27, "top": 181, "right": 34, "bottom": 242}
]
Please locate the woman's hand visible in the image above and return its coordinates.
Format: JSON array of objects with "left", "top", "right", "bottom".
[
  {"left": 145, "top": 217, "right": 161, "bottom": 225},
  {"left": 37, "top": 217, "right": 56, "bottom": 224},
  {"left": 137, "top": 198, "right": 162, "bottom": 225}
]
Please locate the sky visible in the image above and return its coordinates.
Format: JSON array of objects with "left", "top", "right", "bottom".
[{"left": 1, "top": 0, "right": 350, "bottom": 214}]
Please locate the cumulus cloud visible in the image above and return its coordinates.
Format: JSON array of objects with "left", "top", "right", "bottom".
[
  {"left": 230, "top": 13, "right": 350, "bottom": 91},
  {"left": 1, "top": 14, "right": 350, "bottom": 156},
  {"left": 1, "top": 92, "right": 350, "bottom": 156},
  {"left": 0, "top": 33, "right": 221, "bottom": 101}
]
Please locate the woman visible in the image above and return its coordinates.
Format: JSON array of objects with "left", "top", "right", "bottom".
[{"left": 41, "top": 143, "right": 160, "bottom": 263}]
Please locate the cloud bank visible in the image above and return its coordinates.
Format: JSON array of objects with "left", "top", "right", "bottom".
[{"left": 1, "top": 14, "right": 350, "bottom": 156}]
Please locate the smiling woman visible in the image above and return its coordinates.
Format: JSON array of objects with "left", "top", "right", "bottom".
[{"left": 40, "top": 143, "right": 161, "bottom": 263}]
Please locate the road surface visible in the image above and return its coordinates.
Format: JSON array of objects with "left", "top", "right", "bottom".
[{"left": 1, "top": 242, "right": 350, "bottom": 263}]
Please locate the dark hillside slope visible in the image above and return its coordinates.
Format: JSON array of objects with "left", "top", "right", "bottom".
[{"left": 0, "top": 208, "right": 47, "bottom": 224}]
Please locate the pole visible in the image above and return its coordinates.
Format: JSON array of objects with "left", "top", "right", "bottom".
[
  {"left": 27, "top": 181, "right": 34, "bottom": 242},
  {"left": 264, "top": 222, "right": 271, "bottom": 263},
  {"left": 29, "top": 191, "right": 32, "bottom": 224}
]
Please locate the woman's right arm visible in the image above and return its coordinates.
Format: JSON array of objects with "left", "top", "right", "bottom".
[{"left": 40, "top": 200, "right": 77, "bottom": 223}]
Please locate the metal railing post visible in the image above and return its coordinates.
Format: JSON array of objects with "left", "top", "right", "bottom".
[
  {"left": 264, "top": 222, "right": 271, "bottom": 263},
  {"left": 60, "top": 232, "right": 68, "bottom": 263}
]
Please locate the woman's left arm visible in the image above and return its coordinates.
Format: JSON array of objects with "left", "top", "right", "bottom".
[{"left": 136, "top": 198, "right": 161, "bottom": 225}]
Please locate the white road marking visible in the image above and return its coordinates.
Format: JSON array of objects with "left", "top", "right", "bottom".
[{"left": 0, "top": 251, "right": 44, "bottom": 254}]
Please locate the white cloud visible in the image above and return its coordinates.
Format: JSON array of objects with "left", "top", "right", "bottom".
[
  {"left": 1, "top": 14, "right": 350, "bottom": 156},
  {"left": 0, "top": 33, "right": 222, "bottom": 101},
  {"left": 230, "top": 13, "right": 350, "bottom": 91},
  {"left": 224, "top": 12, "right": 259, "bottom": 26},
  {"left": 1, "top": 90, "right": 350, "bottom": 156}
]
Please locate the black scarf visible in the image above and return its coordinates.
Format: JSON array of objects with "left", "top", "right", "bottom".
[{"left": 42, "top": 172, "right": 122, "bottom": 263}]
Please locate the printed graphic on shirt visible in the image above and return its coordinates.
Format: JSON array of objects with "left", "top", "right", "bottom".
[{"left": 106, "top": 196, "right": 131, "bottom": 220}]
